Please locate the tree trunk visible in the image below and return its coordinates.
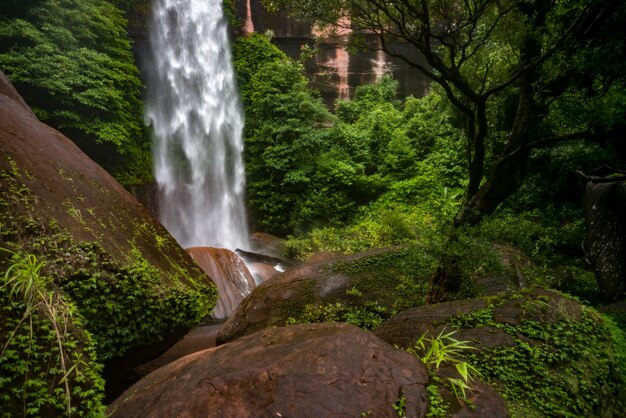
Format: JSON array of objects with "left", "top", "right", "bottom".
[{"left": 454, "top": 74, "right": 537, "bottom": 227}]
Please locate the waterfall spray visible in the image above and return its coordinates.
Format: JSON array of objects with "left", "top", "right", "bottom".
[{"left": 146, "top": 0, "right": 248, "bottom": 250}]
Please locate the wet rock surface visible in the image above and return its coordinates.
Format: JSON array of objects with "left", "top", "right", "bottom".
[
  {"left": 248, "top": 231, "right": 286, "bottom": 258},
  {"left": 1, "top": 70, "right": 216, "bottom": 402},
  {"left": 0, "top": 71, "right": 204, "bottom": 282},
  {"left": 187, "top": 247, "right": 256, "bottom": 319},
  {"left": 108, "top": 323, "right": 429, "bottom": 418}
]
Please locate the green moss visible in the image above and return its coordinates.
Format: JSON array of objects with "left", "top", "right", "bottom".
[
  {"left": 277, "top": 280, "right": 316, "bottom": 320},
  {"left": 444, "top": 292, "right": 626, "bottom": 417},
  {"left": 425, "top": 383, "right": 449, "bottom": 417},
  {"left": 277, "top": 248, "right": 433, "bottom": 330},
  {"left": 55, "top": 244, "right": 213, "bottom": 361},
  {"left": 331, "top": 246, "right": 432, "bottom": 311}
]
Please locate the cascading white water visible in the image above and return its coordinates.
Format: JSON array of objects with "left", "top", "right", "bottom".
[{"left": 146, "top": 0, "right": 248, "bottom": 250}]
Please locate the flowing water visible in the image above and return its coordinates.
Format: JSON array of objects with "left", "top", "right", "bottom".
[{"left": 146, "top": 0, "right": 248, "bottom": 250}]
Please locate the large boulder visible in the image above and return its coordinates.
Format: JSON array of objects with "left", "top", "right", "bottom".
[
  {"left": 249, "top": 231, "right": 286, "bottom": 258},
  {"left": 0, "top": 71, "right": 216, "bottom": 405},
  {"left": 108, "top": 323, "right": 429, "bottom": 418},
  {"left": 134, "top": 323, "right": 223, "bottom": 377},
  {"left": 0, "top": 70, "right": 209, "bottom": 287},
  {"left": 584, "top": 181, "right": 626, "bottom": 302},
  {"left": 374, "top": 288, "right": 626, "bottom": 417},
  {"left": 216, "top": 246, "right": 432, "bottom": 344},
  {"left": 187, "top": 247, "right": 256, "bottom": 318}
]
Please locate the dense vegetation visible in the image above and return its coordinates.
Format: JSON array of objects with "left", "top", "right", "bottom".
[
  {"left": 271, "top": 0, "right": 626, "bottom": 227},
  {"left": 234, "top": 33, "right": 613, "bottom": 295},
  {"left": 0, "top": 0, "right": 151, "bottom": 184},
  {"left": 235, "top": 33, "right": 465, "bottom": 239}
]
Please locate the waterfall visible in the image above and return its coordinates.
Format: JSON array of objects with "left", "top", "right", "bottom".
[{"left": 146, "top": 0, "right": 248, "bottom": 250}]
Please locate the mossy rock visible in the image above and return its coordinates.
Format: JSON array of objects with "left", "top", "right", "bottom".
[
  {"left": 374, "top": 288, "right": 626, "bottom": 417},
  {"left": 1, "top": 72, "right": 217, "bottom": 412},
  {"left": 216, "top": 246, "right": 433, "bottom": 344}
]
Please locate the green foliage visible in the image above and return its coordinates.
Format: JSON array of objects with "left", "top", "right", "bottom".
[
  {"left": 235, "top": 34, "right": 467, "bottom": 237},
  {"left": 2, "top": 214, "right": 214, "bottom": 364},
  {"left": 285, "top": 204, "right": 438, "bottom": 258},
  {"left": 408, "top": 329, "right": 479, "bottom": 402},
  {"left": 331, "top": 247, "right": 434, "bottom": 313},
  {"left": 234, "top": 34, "right": 338, "bottom": 233},
  {"left": 475, "top": 208, "right": 602, "bottom": 302},
  {"left": 275, "top": 247, "right": 433, "bottom": 331},
  {"left": 280, "top": 87, "right": 463, "bottom": 258},
  {"left": 0, "top": 0, "right": 150, "bottom": 184},
  {"left": 232, "top": 33, "right": 289, "bottom": 103},
  {"left": 392, "top": 395, "right": 406, "bottom": 417},
  {"left": 425, "top": 384, "right": 448, "bottom": 418},
  {"left": 1, "top": 250, "right": 105, "bottom": 417}
]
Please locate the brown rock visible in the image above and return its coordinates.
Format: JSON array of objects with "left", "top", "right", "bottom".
[
  {"left": 0, "top": 71, "right": 206, "bottom": 286},
  {"left": 306, "top": 250, "right": 344, "bottom": 264},
  {"left": 0, "top": 71, "right": 34, "bottom": 115},
  {"left": 0, "top": 71, "right": 216, "bottom": 400},
  {"left": 599, "top": 300, "right": 626, "bottom": 316},
  {"left": 249, "top": 231, "right": 285, "bottom": 258},
  {"left": 249, "top": 261, "right": 278, "bottom": 283},
  {"left": 374, "top": 288, "right": 582, "bottom": 351},
  {"left": 373, "top": 289, "right": 584, "bottom": 418},
  {"left": 134, "top": 323, "right": 223, "bottom": 377},
  {"left": 471, "top": 244, "right": 531, "bottom": 295},
  {"left": 187, "top": 247, "right": 256, "bottom": 319},
  {"left": 372, "top": 298, "right": 490, "bottom": 349},
  {"left": 492, "top": 287, "right": 581, "bottom": 326},
  {"left": 450, "top": 380, "right": 509, "bottom": 418},
  {"left": 108, "top": 323, "right": 430, "bottom": 418}
]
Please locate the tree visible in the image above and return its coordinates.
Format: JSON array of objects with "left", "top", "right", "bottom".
[
  {"left": 233, "top": 33, "right": 336, "bottom": 234},
  {"left": 267, "top": 0, "right": 626, "bottom": 227}
]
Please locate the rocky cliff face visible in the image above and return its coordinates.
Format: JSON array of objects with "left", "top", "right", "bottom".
[{"left": 233, "top": 0, "right": 431, "bottom": 103}]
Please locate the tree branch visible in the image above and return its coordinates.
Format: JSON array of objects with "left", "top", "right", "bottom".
[
  {"left": 497, "top": 131, "right": 600, "bottom": 166},
  {"left": 576, "top": 171, "right": 626, "bottom": 183}
]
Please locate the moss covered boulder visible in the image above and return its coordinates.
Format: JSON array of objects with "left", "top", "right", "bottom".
[
  {"left": 216, "top": 246, "right": 434, "bottom": 344},
  {"left": 374, "top": 288, "right": 626, "bottom": 417},
  {"left": 0, "top": 71, "right": 217, "bottom": 413}
]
